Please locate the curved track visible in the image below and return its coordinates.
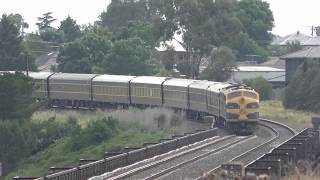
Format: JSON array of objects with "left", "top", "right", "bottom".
[{"left": 90, "top": 119, "right": 295, "bottom": 180}]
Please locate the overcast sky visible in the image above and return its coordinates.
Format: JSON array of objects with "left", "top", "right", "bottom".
[{"left": 0, "top": 0, "right": 319, "bottom": 36}]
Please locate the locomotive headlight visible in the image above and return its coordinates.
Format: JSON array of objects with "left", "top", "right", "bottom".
[{"left": 246, "top": 102, "right": 259, "bottom": 109}]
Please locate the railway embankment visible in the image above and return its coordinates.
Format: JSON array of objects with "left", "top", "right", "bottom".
[{"left": 6, "top": 108, "right": 205, "bottom": 180}]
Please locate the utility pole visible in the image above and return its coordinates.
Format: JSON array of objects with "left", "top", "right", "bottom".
[{"left": 26, "top": 54, "right": 29, "bottom": 76}]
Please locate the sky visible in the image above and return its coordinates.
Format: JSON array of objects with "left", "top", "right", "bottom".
[{"left": 0, "top": 0, "right": 320, "bottom": 36}]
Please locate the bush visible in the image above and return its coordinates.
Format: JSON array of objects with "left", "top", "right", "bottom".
[
  {"left": 33, "top": 115, "right": 81, "bottom": 152},
  {"left": 0, "top": 121, "right": 37, "bottom": 175},
  {"left": 243, "top": 77, "right": 272, "bottom": 100},
  {"left": 283, "top": 59, "right": 320, "bottom": 112},
  {"left": 68, "top": 117, "right": 118, "bottom": 150}
]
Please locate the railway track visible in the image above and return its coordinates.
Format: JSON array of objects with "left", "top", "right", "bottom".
[
  {"left": 90, "top": 119, "right": 296, "bottom": 180},
  {"left": 193, "top": 119, "right": 297, "bottom": 179}
]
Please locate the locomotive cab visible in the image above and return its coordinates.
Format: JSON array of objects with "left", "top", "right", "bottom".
[{"left": 224, "top": 87, "right": 259, "bottom": 134}]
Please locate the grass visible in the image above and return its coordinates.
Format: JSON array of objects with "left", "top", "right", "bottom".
[
  {"left": 5, "top": 129, "right": 168, "bottom": 180},
  {"left": 5, "top": 107, "right": 181, "bottom": 179},
  {"left": 259, "top": 100, "right": 320, "bottom": 129}
]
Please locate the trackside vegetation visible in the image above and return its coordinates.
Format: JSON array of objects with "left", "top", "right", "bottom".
[
  {"left": 243, "top": 77, "right": 272, "bottom": 101},
  {"left": 3, "top": 108, "right": 184, "bottom": 179},
  {"left": 283, "top": 59, "right": 320, "bottom": 112},
  {"left": 260, "top": 101, "right": 316, "bottom": 128}
]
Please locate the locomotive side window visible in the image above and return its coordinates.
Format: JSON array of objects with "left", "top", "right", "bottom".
[
  {"left": 243, "top": 91, "right": 257, "bottom": 99},
  {"left": 227, "top": 91, "right": 241, "bottom": 99}
]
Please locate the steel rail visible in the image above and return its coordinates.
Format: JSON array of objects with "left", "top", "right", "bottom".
[
  {"left": 194, "top": 118, "right": 296, "bottom": 179},
  {"left": 107, "top": 135, "right": 254, "bottom": 180}
]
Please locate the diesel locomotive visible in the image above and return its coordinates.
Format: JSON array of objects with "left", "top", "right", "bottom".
[{"left": 9, "top": 71, "right": 260, "bottom": 134}]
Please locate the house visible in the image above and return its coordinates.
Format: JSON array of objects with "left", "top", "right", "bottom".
[
  {"left": 229, "top": 66, "right": 285, "bottom": 88},
  {"left": 280, "top": 46, "right": 320, "bottom": 84},
  {"left": 272, "top": 31, "right": 320, "bottom": 47}
]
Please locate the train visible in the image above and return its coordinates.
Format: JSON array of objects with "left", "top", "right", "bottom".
[{"left": 2, "top": 71, "right": 260, "bottom": 134}]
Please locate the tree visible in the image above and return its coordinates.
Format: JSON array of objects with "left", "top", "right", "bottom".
[
  {"left": 283, "top": 59, "right": 320, "bottom": 112},
  {"left": 99, "top": 0, "right": 149, "bottom": 33},
  {"left": 236, "top": 0, "right": 274, "bottom": 47},
  {"left": 36, "top": 12, "right": 57, "bottom": 30},
  {"left": 59, "top": 16, "right": 81, "bottom": 42},
  {"left": 57, "top": 27, "right": 112, "bottom": 73},
  {"left": 7, "top": 13, "right": 29, "bottom": 35},
  {"left": 0, "top": 14, "right": 35, "bottom": 71},
  {"left": 243, "top": 77, "right": 272, "bottom": 100},
  {"left": 0, "top": 121, "right": 37, "bottom": 175},
  {"left": 115, "top": 21, "right": 156, "bottom": 47},
  {"left": 286, "top": 41, "right": 302, "bottom": 53},
  {"left": 101, "top": 37, "right": 152, "bottom": 75},
  {"left": 0, "top": 72, "right": 34, "bottom": 120},
  {"left": 200, "top": 46, "right": 237, "bottom": 82},
  {"left": 39, "top": 28, "right": 64, "bottom": 42}
]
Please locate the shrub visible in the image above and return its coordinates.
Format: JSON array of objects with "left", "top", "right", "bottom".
[
  {"left": 283, "top": 59, "right": 320, "bottom": 112},
  {"left": 243, "top": 77, "right": 272, "bottom": 100},
  {"left": 68, "top": 117, "right": 118, "bottom": 150},
  {"left": 0, "top": 121, "right": 37, "bottom": 175}
]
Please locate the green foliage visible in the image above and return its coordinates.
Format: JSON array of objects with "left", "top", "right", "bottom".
[
  {"left": 7, "top": 13, "right": 28, "bottom": 33},
  {"left": 0, "top": 121, "right": 37, "bottom": 175},
  {"left": 68, "top": 117, "right": 118, "bottom": 150},
  {"left": 236, "top": 0, "right": 274, "bottom": 47},
  {"left": 0, "top": 72, "right": 34, "bottom": 120},
  {"left": 260, "top": 101, "right": 314, "bottom": 128},
  {"left": 33, "top": 115, "right": 81, "bottom": 152},
  {"left": 286, "top": 41, "right": 303, "bottom": 53},
  {"left": 36, "top": 12, "right": 57, "bottom": 30},
  {"left": 269, "top": 41, "right": 302, "bottom": 57},
  {"left": 5, "top": 128, "right": 166, "bottom": 179},
  {"left": 243, "top": 77, "right": 272, "bottom": 101},
  {"left": 39, "top": 28, "right": 64, "bottom": 43},
  {"left": 100, "top": 0, "right": 149, "bottom": 33},
  {"left": 283, "top": 60, "right": 320, "bottom": 112},
  {"left": 116, "top": 21, "right": 156, "bottom": 47},
  {"left": 200, "top": 46, "right": 237, "bottom": 82},
  {"left": 57, "top": 27, "right": 112, "bottom": 73},
  {"left": 101, "top": 37, "right": 152, "bottom": 75},
  {"left": 58, "top": 25, "right": 154, "bottom": 75},
  {"left": 0, "top": 14, "right": 36, "bottom": 71},
  {"left": 59, "top": 16, "right": 81, "bottom": 42}
]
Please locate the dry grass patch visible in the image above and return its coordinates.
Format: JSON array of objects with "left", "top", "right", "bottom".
[{"left": 260, "top": 101, "right": 319, "bottom": 129}]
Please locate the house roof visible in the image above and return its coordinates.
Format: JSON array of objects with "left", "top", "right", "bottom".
[
  {"left": 272, "top": 31, "right": 320, "bottom": 46},
  {"left": 234, "top": 66, "right": 284, "bottom": 72},
  {"left": 272, "top": 32, "right": 311, "bottom": 46},
  {"left": 281, "top": 46, "right": 320, "bottom": 59},
  {"left": 302, "top": 36, "right": 320, "bottom": 46}
]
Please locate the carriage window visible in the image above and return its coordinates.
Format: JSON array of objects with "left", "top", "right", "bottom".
[
  {"left": 227, "top": 91, "right": 241, "bottom": 100},
  {"left": 243, "top": 91, "right": 257, "bottom": 99}
]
